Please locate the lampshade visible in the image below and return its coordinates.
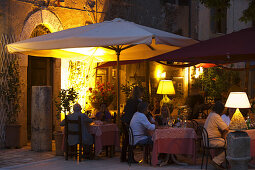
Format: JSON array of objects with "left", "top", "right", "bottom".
[
  {"left": 157, "top": 80, "right": 175, "bottom": 95},
  {"left": 225, "top": 92, "right": 251, "bottom": 108}
]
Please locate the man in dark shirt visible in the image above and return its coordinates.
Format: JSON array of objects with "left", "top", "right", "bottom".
[{"left": 120, "top": 86, "right": 143, "bottom": 162}]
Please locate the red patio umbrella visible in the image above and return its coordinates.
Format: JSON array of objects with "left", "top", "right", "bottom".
[{"left": 148, "top": 27, "right": 255, "bottom": 64}]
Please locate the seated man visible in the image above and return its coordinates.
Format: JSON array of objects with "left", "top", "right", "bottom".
[
  {"left": 204, "top": 101, "right": 229, "bottom": 169},
  {"left": 60, "top": 103, "right": 93, "bottom": 155},
  {"left": 95, "top": 103, "right": 112, "bottom": 122},
  {"left": 130, "top": 102, "right": 155, "bottom": 145}
]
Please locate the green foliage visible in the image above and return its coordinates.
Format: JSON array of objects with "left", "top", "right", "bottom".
[
  {"left": 0, "top": 55, "right": 21, "bottom": 124},
  {"left": 121, "top": 80, "right": 142, "bottom": 99},
  {"left": 199, "top": 0, "right": 255, "bottom": 23},
  {"left": 240, "top": 0, "right": 255, "bottom": 23},
  {"left": 192, "top": 67, "right": 239, "bottom": 100},
  {"left": 55, "top": 88, "right": 78, "bottom": 120}
]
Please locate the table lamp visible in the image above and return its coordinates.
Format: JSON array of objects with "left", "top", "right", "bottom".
[
  {"left": 225, "top": 92, "right": 251, "bottom": 130},
  {"left": 157, "top": 80, "right": 175, "bottom": 106}
]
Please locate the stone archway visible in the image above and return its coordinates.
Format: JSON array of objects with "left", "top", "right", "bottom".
[
  {"left": 19, "top": 9, "right": 63, "bottom": 146},
  {"left": 20, "top": 9, "right": 63, "bottom": 40}
]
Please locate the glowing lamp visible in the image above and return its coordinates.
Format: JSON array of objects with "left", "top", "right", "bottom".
[
  {"left": 157, "top": 80, "right": 175, "bottom": 106},
  {"left": 225, "top": 92, "right": 251, "bottom": 130}
]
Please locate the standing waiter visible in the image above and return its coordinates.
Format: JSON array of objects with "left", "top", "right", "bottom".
[{"left": 120, "top": 86, "right": 144, "bottom": 162}]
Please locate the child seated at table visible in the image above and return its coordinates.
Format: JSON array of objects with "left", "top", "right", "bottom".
[{"left": 95, "top": 103, "right": 112, "bottom": 123}]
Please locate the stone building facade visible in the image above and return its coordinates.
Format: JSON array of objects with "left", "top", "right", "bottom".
[
  {"left": 0, "top": 0, "right": 253, "bottom": 148},
  {"left": 0, "top": 0, "right": 195, "bottom": 147}
]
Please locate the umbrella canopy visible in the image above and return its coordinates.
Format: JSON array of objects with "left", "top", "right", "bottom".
[
  {"left": 7, "top": 18, "right": 197, "bottom": 115},
  {"left": 148, "top": 27, "right": 255, "bottom": 64},
  {"left": 7, "top": 18, "right": 197, "bottom": 61}
]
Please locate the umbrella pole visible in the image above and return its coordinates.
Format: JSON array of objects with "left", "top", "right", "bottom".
[{"left": 116, "top": 46, "right": 121, "bottom": 118}]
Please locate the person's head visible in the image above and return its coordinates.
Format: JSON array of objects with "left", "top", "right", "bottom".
[
  {"left": 137, "top": 102, "right": 148, "bottom": 115},
  {"left": 73, "top": 103, "right": 82, "bottom": 112},
  {"left": 100, "top": 103, "right": 107, "bottom": 112},
  {"left": 212, "top": 101, "right": 225, "bottom": 115},
  {"left": 132, "top": 86, "right": 144, "bottom": 99}
]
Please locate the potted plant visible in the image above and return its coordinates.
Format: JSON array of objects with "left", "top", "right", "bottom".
[
  {"left": 88, "top": 82, "right": 115, "bottom": 110},
  {"left": 54, "top": 87, "right": 78, "bottom": 156},
  {"left": 0, "top": 54, "right": 22, "bottom": 148}
]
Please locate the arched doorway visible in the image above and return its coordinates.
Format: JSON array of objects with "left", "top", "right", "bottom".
[{"left": 27, "top": 25, "right": 53, "bottom": 140}]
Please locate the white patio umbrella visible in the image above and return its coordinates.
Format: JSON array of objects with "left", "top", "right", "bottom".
[{"left": 7, "top": 18, "right": 198, "bottom": 115}]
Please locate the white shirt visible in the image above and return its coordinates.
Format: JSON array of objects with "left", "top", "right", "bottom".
[
  {"left": 130, "top": 112, "right": 155, "bottom": 145},
  {"left": 204, "top": 112, "right": 228, "bottom": 139},
  {"left": 221, "top": 114, "right": 231, "bottom": 126}
]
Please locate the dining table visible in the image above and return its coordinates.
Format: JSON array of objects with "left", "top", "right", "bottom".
[
  {"left": 151, "top": 127, "right": 197, "bottom": 166},
  {"left": 88, "top": 123, "right": 120, "bottom": 156},
  {"left": 244, "top": 129, "right": 255, "bottom": 160}
]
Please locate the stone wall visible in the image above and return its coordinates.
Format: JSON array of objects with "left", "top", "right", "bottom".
[{"left": 3, "top": 0, "right": 107, "bottom": 146}]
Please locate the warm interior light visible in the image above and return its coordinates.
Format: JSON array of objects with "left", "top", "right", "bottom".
[
  {"left": 161, "top": 72, "right": 166, "bottom": 78},
  {"left": 229, "top": 108, "right": 247, "bottom": 130},
  {"left": 157, "top": 80, "right": 175, "bottom": 106},
  {"left": 157, "top": 80, "right": 175, "bottom": 95},
  {"left": 61, "top": 58, "right": 97, "bottom": 120},
  {"left": 225, "top": 92, "right": 251, "bottom": 108},
  {"left": 225, "top": 92, "right": 251, "bottom": 130},
  {"left": 194, "top": 68, "right": 200, "bottom": 78},
  {"left": 199, "top": 67, "right": 203, "bottom": 74},
  {"left": 62, "top": 47, "right": 114, "bottom": 62}
]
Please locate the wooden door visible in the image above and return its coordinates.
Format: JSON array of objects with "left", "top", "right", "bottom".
[{"left": 27, "top": 56, "right": 53, "bottom": 140}]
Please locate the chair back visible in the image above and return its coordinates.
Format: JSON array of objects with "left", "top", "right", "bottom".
[
  {"left": 198, "top": 126, "right": 210, "bottom": 148},
  {"left": 128, "top": 126, "right": 135, "bottom": 146},
  {"left": 190, "top": 119, "right": 199, "bottom": 129},
  {"left": 65, "top": 115, "right": 82, "bottom": 146}
]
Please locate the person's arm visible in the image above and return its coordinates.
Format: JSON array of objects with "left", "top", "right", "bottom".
[
  {"left": 141, "top": 114, "right": 155, "bottom": 131},
  {"left": 83, "top": 114, "right": 93, "bottom": 123},
  {"left": 222, "top": 127, "right": 229, "bottom": 139},
  {"left": 216, "top": 114, "right": 229, "bottom": 139}
]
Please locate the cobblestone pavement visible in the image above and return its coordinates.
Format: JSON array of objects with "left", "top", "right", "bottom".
[
  {"left": 0, "top": 144, "right": 202, "bottom": 170},
  {"left": 2, "top": 157, "right": 201, "bottom": 170},
  {"left": 0, "top": 145, "right": 55, "bottom": 168}
]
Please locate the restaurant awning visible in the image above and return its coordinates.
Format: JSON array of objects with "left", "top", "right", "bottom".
[
  {"left": 148, "top": 27, "right": 255, "bottom": 64},
  {"left": 6, "top": 18, "right": 198, "bottom": 115},
  {"left": 7, "top": 18, "right": 197, "bottom": 62}
]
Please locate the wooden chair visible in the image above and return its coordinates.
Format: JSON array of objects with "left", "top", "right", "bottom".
[
  {"left": 198, "top": 126, "right": 227, "bottom": 170},
  {"left": 65, "top": 115, "right": 83, "bottom": 161},
  {"left": 127, "top": 126, "right": 151, "bottom": 166}
]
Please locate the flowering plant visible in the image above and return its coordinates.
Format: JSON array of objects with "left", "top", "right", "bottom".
[{"left": 88, "top": 82, "right": 115, "bottom": 105}]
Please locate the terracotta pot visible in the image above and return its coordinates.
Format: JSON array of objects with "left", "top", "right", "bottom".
[
  {"left": 5, "top": 124, "right": 22, "bottom": 148},
  {"left": 54, "top": 131, "right": 64, "bottom": 156}
]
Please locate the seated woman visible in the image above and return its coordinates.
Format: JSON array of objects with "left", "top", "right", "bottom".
[
  {"left": 155, "top": 104, "right": 171, "bottom": 126},
  {"left": 154, "top": 104, "right": 173, "bottom": 166},
  {"left": 95, "top": 103, "right": 112, "bottom": 122}
]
